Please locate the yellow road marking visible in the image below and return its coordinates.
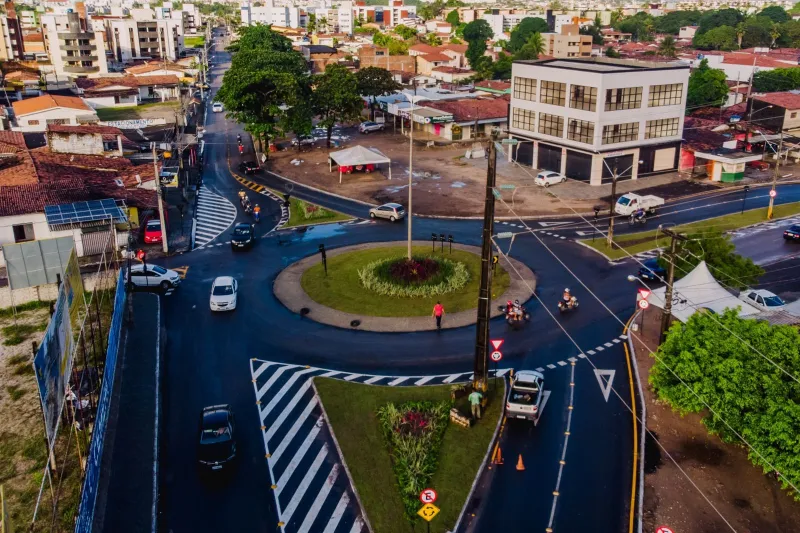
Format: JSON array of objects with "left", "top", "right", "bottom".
[
  {"left": 623, "top": 314, "right": 638, "bottom": 533},
  {"left": 172, "top": 266, "right": 189, "bottom": 279}
]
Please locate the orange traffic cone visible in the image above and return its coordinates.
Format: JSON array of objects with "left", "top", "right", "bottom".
[
  {"left": 493, "top": 446, "right": 504, "bottom": 465},
  {"left": 516, "top": 454, "right": 525, "bottom": 471}
]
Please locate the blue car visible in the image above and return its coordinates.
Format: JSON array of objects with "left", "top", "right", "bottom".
[{"left": 638, "top": 258, "right": 666, "bottom": 281}]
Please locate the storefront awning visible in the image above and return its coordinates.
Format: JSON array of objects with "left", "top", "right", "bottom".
[{"left": 694, "top": 149, "right": 763, "bottom": 164}]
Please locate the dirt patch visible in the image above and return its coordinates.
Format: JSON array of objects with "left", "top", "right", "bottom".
[{"left": 630, "top": 307, "right": 800, "bottom": 533}]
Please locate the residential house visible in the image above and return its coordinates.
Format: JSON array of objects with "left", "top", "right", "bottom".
[
  {"left": 359, "top": 45, "right": 415, "bottom": 72},
  {"left": 431, "top": 67, "right": 474, "bottom": 83},
  {"left": 541, "top": 25, "right": 592, "bottom": 59},
  {"left": 125, "top": 61, "right": 187, "bottom": 80},
  {"left": 424, "top": 96, "right": 509, "bottom": 140},
  {"left": 686, "top": 52, "right": 796, "bottom": 82},
  {"left": 12, "top": 94, "right": 98, "bottom": 131},
  {"left": 678, "top": 26, "right": 698, "bottom": 39},
  {"left": 475, "top": 80, "right": 511, "bottom": 95},
  {"left": 416, "top": 53, "right": 453, "bottom": 76},
  {"left": 748, "top": 91, "right": 800, "bottom": 136},
  {"left": 300, "top": 44, "right": 346, "bottom": 73},
  {"left": 75, "top": 75, "right": 181, "bottom": 108},
  {"left": 45, "top": 124, "right": 138, "bottom": 156}
]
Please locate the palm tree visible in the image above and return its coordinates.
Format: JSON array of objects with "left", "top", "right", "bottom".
[
  {"left": 514, "top": 32, "right": 544, "bottom": 60},
  {"left": 736, "top": 22, "right": 745, "bottom": 49},
  {"left": 770, "top": 25, "right": 780, "bottom": 48},
  {"left": 657, "top": 35, "right": 677, "bottom": 57},
  {"left": 319, "top": 16, "right": 329, "bottom": 33}
]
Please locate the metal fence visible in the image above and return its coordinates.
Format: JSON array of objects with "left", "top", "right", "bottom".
[{"left": 80, "top": 231, "right": 114, "bottom": 258}]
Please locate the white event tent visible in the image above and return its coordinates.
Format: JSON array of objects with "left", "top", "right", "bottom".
[{"left": 328, "top": 145, "right": 392, "bottom": 183}]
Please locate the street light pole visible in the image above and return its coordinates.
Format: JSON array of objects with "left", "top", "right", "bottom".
[
  {"left": 659, "top": 228, "right": 687, "bottom": 343},
  {"left": 607, "top": 167, "right": 618, "bottom": 248},
  {"left": 407, "top": 86, "right": 416, "bottom": 261},
  {"left": 152, "top": 143, "right": 169, "bottom": 253},
  {"left": 767, "top": 133, "right": 783, "bottom": 219}
]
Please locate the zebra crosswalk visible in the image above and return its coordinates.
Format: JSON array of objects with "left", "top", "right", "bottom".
[
  {"left": 195, "top": 186, "right": 237, "bottom": 248},
  {"left": 249, "top": 359, "right": 512, "bottom": 533}
]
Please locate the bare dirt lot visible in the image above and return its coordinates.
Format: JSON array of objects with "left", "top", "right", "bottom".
[
  {"left": 631, "top": 307, "right": 800, "bottom": 533},
  {"left": 267, "top": 129, "right": 707, "bottom": 218}
]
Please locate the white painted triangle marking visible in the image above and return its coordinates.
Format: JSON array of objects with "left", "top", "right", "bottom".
[
  {"left": 538, "top": 221, "right": 571, "bottom": 227},
  {"left": 534, "top": 390, "right": 551, "bottom": 427},
  {"left": 594, "top": 369, "right": 616, "bottom": 403}
]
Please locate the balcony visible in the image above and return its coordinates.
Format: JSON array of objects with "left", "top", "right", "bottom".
[
  {"left": 63, "top": 65, "right": 100, "bottom": 73},
  {"left": 61, "top": 43, "right": 97, "bottom": 52},
  {"left": 64, "top": 54, "right": 99, "bottom": 62},
  {"left": 57, "top": 31, "right": 93, "bottom": 40}
]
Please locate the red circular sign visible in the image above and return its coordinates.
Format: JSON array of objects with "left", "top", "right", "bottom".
[
  {"left": 419, "top": 488, "right": 437, "bottom": 504},
  {"left": 490, "top": 350, "right": 503, "bottom": 362},
  {"left": 638, "top": 299, "right": 650, "bottom": 310},
  {"left": 769, "top": 189, "right": 777, "bottom": 198},
  {"left": 656, "top": 527, "right": 674, "bottom": 533}
]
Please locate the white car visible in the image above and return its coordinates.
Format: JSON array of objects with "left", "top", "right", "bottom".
[
  {"left": 506, "top": 370, "right": 545, "bottom": 422},
  {"left": 210, "top": 276, "right": 238, "bottom": 311},
  {"left": 534, "top": 171, "right": 566, "bottom": 187},
  {"left": 212, "top": 102, "right": 223, "bottom": 113},
  {"left": 359, "top": 121, "right": 384, "bottom": 134},
  {"left": 127, "top": 264, "right": 181, "bottom": 290},
  {"left": 739, "top": 289, "right": 785, "bottom": 311}
]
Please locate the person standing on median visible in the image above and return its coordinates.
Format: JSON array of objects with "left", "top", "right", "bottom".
[
  {"left": 432, "top": 301, "right": 445, "bottom": 330},
  {"left": 468, "top": 389, "right": 483, "bottom": 420}
]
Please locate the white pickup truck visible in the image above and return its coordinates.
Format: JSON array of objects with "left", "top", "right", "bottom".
[{"left": 614, "top": 193, "right": 665, "bottom": 216}]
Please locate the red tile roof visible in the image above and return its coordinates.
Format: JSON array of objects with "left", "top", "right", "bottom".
[
  {"left": 754, "top": 91, "right": 800, "bottom": 110},
  {"left": 419, "top": 53, "right": 451, "bottom": 63},
  {"left": 441, "top": 44, "right": 468, "bottom": 54},
  {"left": 432, "top": 66, "right": 472, "bottom": 74},
  {"left": 12, "top": 94, "right": 92, "bottom": 117},
  {"left": 425, "top": 97, "right": 508, "bottom": 122},
  {"left": 475, "top": 80, "right": 511, "bottom": 91},
  {"left": 47, "top": 124, "right": 124, "bottom": 135},
  {"left": 409, "top": 44, "right": 440, "bottom": 54},
  {"left": 125, "top": 62, "right": 185, "bottom": 75},
  {"left": 720, "top": 53, "right": 791, "bottom": 68}
]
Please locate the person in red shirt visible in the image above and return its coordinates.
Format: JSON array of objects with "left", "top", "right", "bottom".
[{"left": 432, "top": 301, "right": 445, "bottom": 330}]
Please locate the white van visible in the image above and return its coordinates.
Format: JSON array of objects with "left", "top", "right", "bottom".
[{"left": 506, "top": 370, "right": 545, "bottom": 422}]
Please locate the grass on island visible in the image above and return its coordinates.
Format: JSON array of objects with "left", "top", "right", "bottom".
[
  {"left": 300, "top": 245, "right": 511, "bottom": 317},
  {"left": 581, "top": 201, "right": 800, "bottom": 260},
  {"left": 183, "top": 35, "right": 206, "bottom": 48},
  {"left": 284, "top": 196, "right": 352, "bottom": 228},
  {"left": 95, "top": 101, "right": 179, "bottom": 122},
  {"left": 315, "top": 377, "right": 503, "bottom": 533}
]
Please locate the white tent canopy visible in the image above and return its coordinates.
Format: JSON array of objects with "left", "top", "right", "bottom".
[
  {"left": 329, "top": 145, "right": 392, "bottom": 183},
  {"left": 648, "top": 261, "right": 761, "bottom": 323}
]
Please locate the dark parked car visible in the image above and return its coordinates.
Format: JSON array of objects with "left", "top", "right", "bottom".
[
  {"left": 783, "top": 224, "right": 800, "bottom": 241},
  {"left": 231, "top": 222, "right": 255, "bottom": 250},
  {"left": 197, "top": 405, "right": 237, "bottom": 472},
  {"left": 638, "top": 258, "right": 666, "bottom": 281},
  {"left": 239, "top": 161, "right": 259, "bottom": 174}
]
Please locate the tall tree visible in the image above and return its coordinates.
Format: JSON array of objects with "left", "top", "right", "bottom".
[
  {"left": 307, "top": 13, "right": 317, "bottom": 34},
  {"left": 697, "top": 8, "right": 744, "bottom": 35},
  {"left": 313, "top": 64, "right": 364, "bottom": 148},
  {"left": 425, "top": 33, "right": 443, "bottom": 46},
  {"left": 514, "top": 32, "right": 544, "bottom": 61},
  {"left": 657, "top": 35, "right": 677, "bottom": 57},
  {"left": 463, "top": 19, "right": 493, "bottom": 68},
  {"left": 742, "top": 16, "right": 777, "bottom": 48},
  {"left": 759, "top": 5, "right": 790, "bottom": 24},
  {"left": 686, "top": 59, "right": 729, "bottom": 108},
  {"left": 445, "top": 9, "right": 460, "bottom": 26},
  {"left": 693, "top": 25, "right": 738, "bottom": 50},
  {"left": 508, "top": 17, "right": 549, "bottom": 52},
  {"left": 394, "top": 24, "right": 417, "bottom": 40},
  {"left": 355, "top": 66, "right": 401, "bottom": 120}
]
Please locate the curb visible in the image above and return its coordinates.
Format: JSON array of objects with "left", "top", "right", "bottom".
[
  {"left": 310, "top": 380, "right": 374, "bottom": 533},
  {"left": 273, "top": 240, "right": 537, "bottom": 333},
  {"left": 626, "top": 311, "right": 646, "bottom": 533}
]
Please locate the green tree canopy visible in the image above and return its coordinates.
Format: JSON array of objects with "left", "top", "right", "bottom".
[
  {"left": 393, "top": 24, "right": 417, "bottom": 39},
  {"left": 373, "top": 31, "right": 410, "bottom": 55},
  {"left": 605, "top": 46, "right": 621, "bottom": 58},
  {"left": 791, "top": 2, "right": 800, "bottom": 15},
  {"left": 445, "top": 9, "right": 460, "bottom": 26},
  {"left": 312, "top": 64, "right": 364, "bottom": 148},
  {"left": 651, "top": 309, "right": 800, "bottom": 499},
  {"left": 356, "top": 66, "right": 401, "bottom": 119},
  {"left": 693, "top": 25, "right": 738, "bottom": 50},
  {"left": 513, "top": 32, "right": 544, "bottom": 61},
  {"left": 687, "top": 59, "right": 729, "bottom": 108},
  {"left": 697, "top": 8, "right": 744, "bottom": 35},
  {"left": 759, "top": 5, "right": 790, "bottom": 24},
  {"left": 741, "top": 16, "right": 776, "bottom": 48},
  {"left": 753, "top": 67, "right": 800, "bottom": 92},
  {"left": 616, "top": 12, "right": 655, "bottom": 41},
  {"left": 508, "top": 17, "right": 549, "bottom": 52},
  {"left": 777, "top": 20, "right": 800, "bottom": 47},
  {"left": 418, "top": 0, "right": 444, "bottom": 20},
  {"left": 657, "top": 35, "right": 677, "bottom": 57},
  {"left": 652, "top": 10, "right": 702, "bottom": 34},
  {"left": 463, "top": 19, "right": 493, "bottom": 68}
]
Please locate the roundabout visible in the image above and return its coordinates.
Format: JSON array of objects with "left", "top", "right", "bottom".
[{"left": 274, "top": 241, "right": 537, "bottom": 331}]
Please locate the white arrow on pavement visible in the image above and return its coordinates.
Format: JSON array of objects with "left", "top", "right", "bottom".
[
  {"left": 534, "top": 390, "right": 551, "bottom": 426},
  {"left": 538, "top": 221, "right": 571, "bottom": 227},
  {"left": 575, "top": 230, "right": 602, "bottom": 236},
  {"left": 593, "top": 369, "right": 616, "bottom": 402}
]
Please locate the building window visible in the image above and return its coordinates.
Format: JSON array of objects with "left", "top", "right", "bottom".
[
  {"left": 645, "top": 117, "right": 680, "bottom": 139},
  {"left": 46, "top": 119, "right": 69, "bottom": 125},
  {"left": 604, "top": 86, "right": 642, "bottom": 111},
  {"left": 538, "top": 113, "right": 564, "bottom": 137},
  {"left": 26, "top": 120, "right": 40, "bottom": 126},
  {"left": 569, "top": 84, "right": 597, "bottom": 112},
  {"left": 567, "top": 119, "right": 595, "bottom": 144},
  {"left": 792, "top": 112, "right": 798, "bottom": 119},
  {"left": 540, "top": 81, "right": 566, "bottom": 106},
  {"left": 511, "top": 108, "right": 536, "bottom": 132},
  {"left": 513, "top": 77, "right": 537, "bottom": 101},
  {"left": 12, "top": 223, "right": 34, "bottom": 243},
  {"left": 648, "top": 83, "right": 684, "bottom": 107},
  {"left": 603, "top": 122, "right": 640, "bottom": 144}
]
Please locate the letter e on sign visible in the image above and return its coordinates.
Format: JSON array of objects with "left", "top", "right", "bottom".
[{"left": 419, "top": 488, "right": 437, "bottom": 504}]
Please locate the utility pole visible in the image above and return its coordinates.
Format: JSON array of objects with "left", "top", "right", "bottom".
[
  {"left": 767, "top": 132, "right": 783, "bottom": 219},
  {"left": 152, "top": 143, "right": 169, "bottom": 253},
  {"left": 659, "top": 228, "right": 687, "bottom": 343},
  {"left": 407, "top": 81, "right": 416, "bottom": 260},
  {"left": 606, "top": 167, "right": 618, "bottom": 248},
  {"left": 473, "top": 132, "right": 499, "bottom": 393}
]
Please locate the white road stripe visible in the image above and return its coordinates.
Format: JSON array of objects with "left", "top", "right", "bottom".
[
  {"left": 349, "top": 519, "right": 364, "bottom": 533},
  {"left": 319, "top": 371, "right": 340, "bottom": 378},
  {"left": 568, "top": 357, "right": 577, "bottom": 362},
  {"left": 595, "top": 346, "right": 605, "bottom": 352},
  {"left": 261, "top": 368, "right": 316, "bottom": 418},
  {"left": 296, "top": 464, "right": 340, "bottom": 533},
  {"left": 388, "top": 377, "right": 408, "bottom": 386},
  {"left": 271, "top": 413, "right": 321, "bottom": 466},
  {"left": 612, "top": 338, "right": 621, "bottom": 344},
  {"left": 322, "top": 493, "right": 350, "bottom": 533},
  {"left": 415, "top": 376, "right": 436, "bottom": 386},
  {"left": 604, "top": 342, "right": 613, "bottom": 348},
  {"left": 253, "top": 361, "right": 275, "bottom": 381},
  {"left": 256, "top": 364, "right": 298, "bottom": 401},
  {"left": 343, "top": 374, "right": 362, "bottom": 381},
  {"left": 619, "top": 334, "right": 628, "bottom": 339},
  {"left": 536, "top": 367, "right": 545, "bottom": 372},
  {"left": 443, "top": 373, "right": 465, "bottom": 383},
  {"left": 496, "top": 368, "right": 511, "bottom": 376},
  {"left": 364, "top": 376, "right": 384, "bottom": 384},
  {"left": 547, "top": 364, "right": 556, "bottom": 369},
  {"left": 587, "top": 350, "right": 596, "bottom": 355},
  {"left": 280, "top": 446, "right": 328, "bottom": 524},
  {"left": 557, "top": 361, "right": 567, "bottom": 366},
  {"left": 578, "top": 354, "right": 586, "bottom": 359},
  {"left": 266, "top": 387, "right": 317, "bottom": 441},
  {"left": 275, "top": 432, "right": 324, "bottom": 497}
]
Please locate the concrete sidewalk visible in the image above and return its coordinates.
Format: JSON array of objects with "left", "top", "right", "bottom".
[
  {"left": 273, "top": 240, "right": 536, "bottom": 332},
  {"left": 95, "top": 293, "right": 163, "bottom": 533}
]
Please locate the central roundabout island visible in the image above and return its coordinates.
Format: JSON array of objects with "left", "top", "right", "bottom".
[{"left": 274, "top": 241, "right": 537, "bottom": 332}]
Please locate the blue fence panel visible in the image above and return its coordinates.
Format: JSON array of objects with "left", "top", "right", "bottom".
[{"left": 75, "top": 270, "right": 126, "bottom": 533}]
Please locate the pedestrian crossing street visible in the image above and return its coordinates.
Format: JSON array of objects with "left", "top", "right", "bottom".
[
  {"left": 195, "top": 186, "right": 237, "bottom": 248},
  {"left": 248, "top": 359, "right": 512, "bottom": 533}
]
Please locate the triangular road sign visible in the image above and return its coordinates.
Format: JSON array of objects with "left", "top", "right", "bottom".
[
  {"left": 538, "top": 221, "right": 571, "bottom": 227},
  {"left": 638, "top": 288, "right": 651, "bottom": 299},
  {"left": 594, "top": 369, "right": 616, "bottom": 402},
  {"left": 490, "top": 339, "right": 504, "bottom": 350}
]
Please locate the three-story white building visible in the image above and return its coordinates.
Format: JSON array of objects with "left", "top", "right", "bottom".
[{"left": 509, "top": 58, "right": 690, "bottom": 186}]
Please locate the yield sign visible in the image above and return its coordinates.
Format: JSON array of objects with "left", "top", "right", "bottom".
[
  {"left": 490, "top": 339, "right": 504, "bottom": 350},
  {"left": 638, "top": 288, "right": 651, "bottom": 300},
  {"left": 538, "top": 221, "right": 570, "bottom": 227},
  {"left": 594, "top": 369, "right": 616, "bottom": 402}
]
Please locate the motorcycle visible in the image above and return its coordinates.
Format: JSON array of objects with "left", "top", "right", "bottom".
[
  {"left": 504, "top": 304, "right": 530, "bottom": 327},
  {"left": 253, "top": 210, "right": 260, "bottom": 222},
  {"left": 244, "top": 200, "right": 252, "bottom": 214},
  {"left": 557, "top": 297, "right": 579, "bottom": 313},
  {"left": 629, "top": 213, "right": 647, "bottom": 226},
  {"left": 239, "top": 194, "right": 249, "bottom": 208}
]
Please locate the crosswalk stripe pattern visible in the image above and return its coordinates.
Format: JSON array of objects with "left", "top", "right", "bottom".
[{"left": 195, "top": 186, "right": 237, "bottom": 248}]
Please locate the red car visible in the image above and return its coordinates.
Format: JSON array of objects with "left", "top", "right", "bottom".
[
  {"left": 143, "top": 219, "right": 163, "bottom": 244},
  {"left": 339, "top": 164, "right": 376, "bottom": 174},
  {"left": 748, "top": 160, "right": 770, "bottom": 171}
]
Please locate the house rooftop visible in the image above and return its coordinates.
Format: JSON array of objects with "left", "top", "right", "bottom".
[
  {"left": 754, "top": 91, "right": 800, "bottom": 110},
  {"left": 425, "top": 97, "right": 509, "bottom": 123},
  {"left": 515, "top": 57, "right": 687, "bottom": 72},
  {"left": 12, "top": 94, "right": 92, "bottom": 116}
]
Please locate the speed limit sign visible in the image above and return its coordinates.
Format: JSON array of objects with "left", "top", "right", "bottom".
[
  {"left": 490, "top": 350, "right": 503, "bottom": 362},
  {"left": 419, "top": 488, "right": 437, "bottom": 504},
  {"left": 638, "top": 299, "right": 650, "bottom": 310}
]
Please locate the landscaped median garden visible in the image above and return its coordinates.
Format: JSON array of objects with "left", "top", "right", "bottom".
[
  {"left": 581, "top": 201, "right": 800, "bottom": 260},
  {"left": 315, "top": 378, "right": 503, "bottom": 533},
  {"left": 300, "top": 246, "right": 510, "bottom": 316},
  {"left": 283, "top": 196, "right": 351, "bottom": 228}
]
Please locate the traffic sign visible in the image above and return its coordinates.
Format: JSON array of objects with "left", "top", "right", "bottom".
[
  {"left": 490, "top": 351, "right": 503, "bottom": 362},
  {"left": 656, "top": 527, "right": 674, "bottom": 533},
  {"left": 638, "top": 299, "right": 650, "bottom": 310},
  {"left": 638, "top": 288, "right": 651, "bottom": 300},
  {"left": 490, "top": 339, "right": 504, "bottom": 350},
  {"left": 497, "top": 232, "right": 514, "bottom": 239},
  {"left": 769, "top": 189, "right": 777, "bottom": 198},
  {"left": 419, "top": 488, "right": 437, "bottom": 504},
  {"left": 417, "top": 503, "right": 440, "bottom": 522}
]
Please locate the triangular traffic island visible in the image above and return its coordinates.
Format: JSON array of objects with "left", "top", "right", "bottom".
[{"left": 313, "top": 377, "right": 504, "bottom": 533}]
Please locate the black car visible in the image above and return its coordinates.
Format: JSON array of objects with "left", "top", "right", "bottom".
[
  {"left": 783, "top": 224, "right": 800, "bottom": 241},
  {"left": 197, "top": 405, "right": 237, "bottom": 471},
  {"left": 231, "top": 222, "right": 255, "bottom": 250},
  {"left": 638, "top": 258, "right": 666, "bottom": 281},
  {"left": 239, "top": 161, "right": 259, "bottom": 174}
]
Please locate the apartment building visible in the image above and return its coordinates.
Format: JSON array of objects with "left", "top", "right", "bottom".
[
  {"left": 0, "top": 3, "right": 26, "bottom": 61},
  {"left": 240, "top": 1, "right": 301, "bottom": 28},
  {"left": 508, "top": 58, "right": 689, "bottom": 186},
  {"left": 353, "top": 0, "right": 415, "bottom": 28},
  {"left": 541, "top": 25, "right": 591, "bottom": 59},
  {"left": 104, "top": 18, "right": 184, "bottom": 63},
  {"left": 19, "top": 9, "right": 38, "bottom": 31},
  {"left": 41, "top": 12, "right": 108, "bottom": 77},
  {"left": 338, "top": 1, "right": 353, "bottom": 34}
]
